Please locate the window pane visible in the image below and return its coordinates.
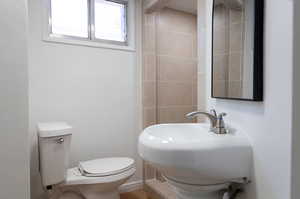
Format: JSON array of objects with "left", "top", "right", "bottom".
[
  {"left": 51, "top": 0, "right": 88, "bottom": 38},
  {"left": 94, "top": 0, "right": 127, "bottom": 42}
]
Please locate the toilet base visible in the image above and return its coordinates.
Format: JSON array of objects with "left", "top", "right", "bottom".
[
  {"left": 46, "top": 167, "right": 136, "bottom": 199},
  {"left": 48, "top": 185, "right": 122, "bottom": 199},
  {"left": 79, "top": 184, "right": 121, "bottom": 199}
]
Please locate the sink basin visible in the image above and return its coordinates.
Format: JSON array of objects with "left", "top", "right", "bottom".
[{"left": 138, "top": 123, "right": 252, "bottom": 199}]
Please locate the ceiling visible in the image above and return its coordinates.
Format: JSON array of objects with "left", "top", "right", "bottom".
[{"left": 165, "top": 0, "right": 198, "bottom": 15}]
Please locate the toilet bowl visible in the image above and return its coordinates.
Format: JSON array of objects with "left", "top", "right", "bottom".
[
  {"left": 48, "top": 158, "right": 136, "bottom": 199},
  {"left": 37, "top": 122, "right": 136, "bottom": 199}
]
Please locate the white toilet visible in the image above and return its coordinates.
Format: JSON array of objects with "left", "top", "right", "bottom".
[{"left": 37, "top": 122, "right": 136, "bottom": 199}]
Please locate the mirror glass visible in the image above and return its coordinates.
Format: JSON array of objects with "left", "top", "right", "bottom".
[{"left": 212, "top": 0, "right": 263, "bottom": 101}]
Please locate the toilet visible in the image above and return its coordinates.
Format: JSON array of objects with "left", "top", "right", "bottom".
[{"left": 37, "top": 122, "right": 136, "bottom": 199}]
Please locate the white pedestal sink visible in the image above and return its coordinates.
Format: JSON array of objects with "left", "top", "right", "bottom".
[{"left": 138, "top": 123, "right": 252, "bottom": 199}]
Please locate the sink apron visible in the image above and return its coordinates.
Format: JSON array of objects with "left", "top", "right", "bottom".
[{"left": 166, "top": 176, "right": 228, "bottom": 199}]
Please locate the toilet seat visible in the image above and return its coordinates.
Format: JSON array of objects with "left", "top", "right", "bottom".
[
  {"left": 63, "top": 157, "right": 136, "bottom": 186},
  {"left": 79, "top": 157, "right": 134, "bottom": 177},
  {"left": 64, "top": 167, "right": 136, "bottom": 186}
]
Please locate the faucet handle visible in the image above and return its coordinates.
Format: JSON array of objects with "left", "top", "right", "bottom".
[
  {"left": 210, "top": 109, "right": 217, "bottom": 117},
  {"left": 218, "top": 112, "right": 227, "bottom": 118},
  {"left": 210, "top": 109, "right": 226, "bottom": 119},
  {"left": 215, "top": 112, "right": 228, "bottom": 134}
]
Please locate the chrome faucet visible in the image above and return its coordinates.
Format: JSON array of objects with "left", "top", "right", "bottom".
[{"left": 186, "top": 109, "right": 228, "bottom": 134}]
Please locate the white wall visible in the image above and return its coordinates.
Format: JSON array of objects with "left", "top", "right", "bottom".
[
  {"left": 292, "top": 1, "right": 300, "bottom": 199},
  {"left": 28, "top": 0, "right": 142, "bottom": 198},
  {"left": 198, "top": 0, "right": 294, "bottom": 198},
  {"left": 0, "top": 0, "right": 30, "bottom": 198}
]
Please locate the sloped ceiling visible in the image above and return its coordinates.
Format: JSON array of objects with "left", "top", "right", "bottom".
[{"left": 165, "top": 0, "right": 197, "bottom": 15}]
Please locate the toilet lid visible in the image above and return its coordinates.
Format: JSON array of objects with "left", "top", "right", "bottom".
[{"left": 78, "top": 157, "right": 135, "bottom": 177}]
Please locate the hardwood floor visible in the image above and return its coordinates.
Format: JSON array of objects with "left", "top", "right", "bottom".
[{"left": 120, "top": 190, "right": 150, "bottom": 199}]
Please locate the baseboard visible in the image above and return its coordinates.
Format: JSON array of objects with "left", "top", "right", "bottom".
[{"left": 119, "top": 180, "right": 143, "bottom": 193}]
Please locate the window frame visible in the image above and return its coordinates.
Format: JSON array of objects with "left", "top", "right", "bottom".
[{"left": 46, "top": 0, "right": 129, "bottom": 47}]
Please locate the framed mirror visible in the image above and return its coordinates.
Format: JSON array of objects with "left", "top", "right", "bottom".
[{"left": 212, "top": 0, "right": 264, "bottom": 101}]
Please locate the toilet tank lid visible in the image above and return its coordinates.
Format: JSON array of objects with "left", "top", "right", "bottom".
[{"left": 38, "top": 122, "right": 72, "bottom": 138}]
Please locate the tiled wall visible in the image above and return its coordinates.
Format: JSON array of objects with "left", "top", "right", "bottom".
[
  {"left": 213, "top": 4, "right": 244, "bottom": 98},
  {"left": 142, "top": 11, "right": 158, "bottom": 182},
  {"left": 156, "top": 8, "right": 198, "bottom": 124},
  {"left": 143, "top": 8, "right": 198, "bottom": 129},
  {"left": 143, "top": 12, "right": 157, "bottom": 129},
  {"left": 142, "top": 7, "right": 199, "bottom": 184}
]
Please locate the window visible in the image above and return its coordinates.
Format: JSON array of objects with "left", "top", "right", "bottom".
[
  {"left": 50, "top": 0, "right": 89, "bottom": 38},
  {"left": 49, "top": 0, "right": 128, "bottom": 45},
  {"left": 94, "top": 0, "right": 127, "bottom": 42}
]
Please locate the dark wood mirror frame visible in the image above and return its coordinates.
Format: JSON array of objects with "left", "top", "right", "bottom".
[{"left": 211, "top": 0, "right": 264, "bottom": 101}]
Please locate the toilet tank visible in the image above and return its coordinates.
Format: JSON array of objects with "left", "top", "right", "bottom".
[{"left": 37, "top": 122, "right": 72, "bottom": 187}]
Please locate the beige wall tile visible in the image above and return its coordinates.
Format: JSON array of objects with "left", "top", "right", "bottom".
[
  {"left": 213, "top": 54, "right": 228, "bottom": 81},
  {"left": 143, "top": 108, "right": 156, "bottom": 129},
  {"left": 144, "top": 13, "right": 156, "bottom": 27},
  {"left": 143, "top": 82, "right": 156, "bottom": 107},
  {"left": 230, "top": 10, "right": 243, "bottom": 24},
  {"left": 213, "top": 27, "right": 228, "bottom": 54},
  {"left": 158, "top": 106, "right": 196, "bottom": 123},
  {"left": 229, "top": 53, "right": 242, "bottom": 81},
  {"left": 229, "top": 22, "right": 243, "bottom": 52},
  {"left": 144, "top": 25, "right": 156, "bottom": 53},
  {"left": 228, "top": 81, "right": 242, "bottom": 98},
  {"left": 142, "top": 6, "right": 200, "bottom": 186},
  {"left": 157, "top": 56, "right": 197, "bottom": 82},
  {"left": 157, "top": 31, "right": 193, "bottom": 58},
  {"left": 213, "top": 5, "right": 227, "bottom": 30},
  {"left": 242, "top": 81, "right": 253, "bottom": 99},
  {"left": 158, "top": 8, "right": 197, "bottom": 34},
  {"left": 144, "top": 162, "right": 156, "bottom": 179},
  {"left": 213, "top": 80, "right": 227, "bottom": 97},
  {"left": 192, "top": 83, "right": 198, "bottom": 106},
  {"left": 142, "top": 5, "right": 199, "bottom": 128},
  {"left": 143, "top": 53, "right": 157, "bottom": 81},
  {"left": 158, "top": 82, "right": 193, "bottom": 106}
]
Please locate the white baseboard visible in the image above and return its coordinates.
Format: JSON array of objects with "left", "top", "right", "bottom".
[{"left": 119, "top": 180, "right": 143, "bottom": 193}]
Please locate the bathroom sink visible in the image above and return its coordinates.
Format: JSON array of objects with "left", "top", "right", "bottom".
[{"left": 138, "top": 123, "right": 252, "bottom": 185}]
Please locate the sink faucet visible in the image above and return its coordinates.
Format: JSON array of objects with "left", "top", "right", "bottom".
[{"left": 186, "top": 109, "right": 228, "bottom": 134}]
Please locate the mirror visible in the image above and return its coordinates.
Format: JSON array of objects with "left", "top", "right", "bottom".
[{"left": 212, "top": 0, "right": 264, "bottom": 101}]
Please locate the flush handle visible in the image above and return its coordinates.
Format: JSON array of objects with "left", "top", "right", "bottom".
[{"left": 56, "top": 137, "right": 64, "bottom": 144}]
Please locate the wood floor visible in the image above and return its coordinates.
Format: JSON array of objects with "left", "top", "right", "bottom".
[{"left": 120, "top": 190, "right": 150, "bottom": 199}]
